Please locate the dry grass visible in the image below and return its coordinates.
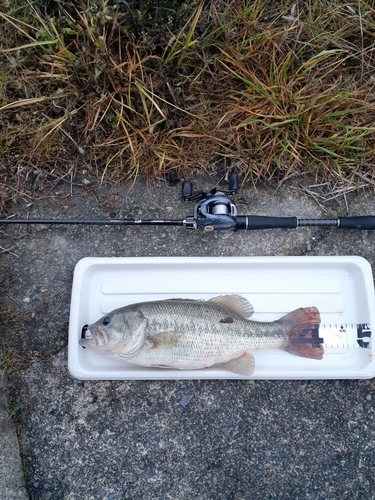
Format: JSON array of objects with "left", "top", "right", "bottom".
[
  {"left": 0, "top": 303, "right": 40, "bottom": 377},
  {"left": 0, "top": 0, "right": 375, "bottom": 195},
  {"left": 1, "top": 344, "right": 29, "bottom": 378}
]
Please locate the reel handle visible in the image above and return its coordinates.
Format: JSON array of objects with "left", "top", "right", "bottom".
[
  {"left": 182, "top": 181, "right": 193, "bottom": 200},
  {"left": 228, "top": 173, "right": 238, "bottom": 193}
]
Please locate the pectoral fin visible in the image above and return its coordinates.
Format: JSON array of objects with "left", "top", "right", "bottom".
[
  {"left": 149, "top": 331, "right": 183, "bottom": 349},
  {"left": 218, "top": 352, "right": 255, "bottom": 375}
]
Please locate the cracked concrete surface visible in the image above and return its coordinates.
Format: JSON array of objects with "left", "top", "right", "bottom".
[
  {"left": 1, "top": 176, "right": 375, "bottom": 499},
  {"left": 0, "top": 366, "right": 28, "bottom": 499}
]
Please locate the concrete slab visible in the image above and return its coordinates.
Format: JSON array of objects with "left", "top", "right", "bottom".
[
  {"left": 0, "top": 362, "right": 28, "bottom": 499},
  {"left": 1, "top": 176, "right": 375, "bottom": 499}
]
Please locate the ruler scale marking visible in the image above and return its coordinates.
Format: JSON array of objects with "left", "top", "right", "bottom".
[{"left": 315, "top": 323, "right": 372, "bottom": 350}]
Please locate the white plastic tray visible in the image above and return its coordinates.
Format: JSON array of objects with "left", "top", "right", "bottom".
[{"left": 68, "top": 256, "right": 375, "bottom": 380}]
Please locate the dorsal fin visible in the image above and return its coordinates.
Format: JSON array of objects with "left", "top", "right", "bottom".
[{"left": 208, "top": 295, "right": 254, "bottom": 318}]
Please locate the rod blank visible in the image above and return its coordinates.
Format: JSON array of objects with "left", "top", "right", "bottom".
[{"left": 0, "top": 219, "right": 185, "bottom": 226}]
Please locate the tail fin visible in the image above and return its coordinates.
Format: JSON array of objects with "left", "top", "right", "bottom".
[{"left": 278, "top": 307, "right": 323, "bottom": 360}]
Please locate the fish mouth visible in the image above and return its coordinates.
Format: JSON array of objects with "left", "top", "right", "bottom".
[
  {"left": 79, "top": 324, "right": 95, "bottom": 349},
  {"left": 80, "top": 324, "right": 109, "bottom": 348},
  {"left": 81, "top": 324, "right": 92, "bottom": 340}
]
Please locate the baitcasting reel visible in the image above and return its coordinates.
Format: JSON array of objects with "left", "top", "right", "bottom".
[{"left": 181, "top": 173, "right": 239, "bottom": 231}]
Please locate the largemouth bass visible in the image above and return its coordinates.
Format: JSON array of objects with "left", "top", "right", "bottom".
[{"left": 80, "top": 295, "right": 323, "bottom": 375}]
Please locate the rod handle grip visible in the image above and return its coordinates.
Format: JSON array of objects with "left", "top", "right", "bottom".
[
  {"left": 339, "top": 216, "right": 375, "bottom": 229},
  {"left": 236, "top": 216, "right": 298, "bottom": 230}
]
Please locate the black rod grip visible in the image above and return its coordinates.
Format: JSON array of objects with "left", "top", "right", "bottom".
[
  {"left": 236, "top": 216, "right": 298, "bottom": 230},
  {"left": 338, "top": 217, "right": 375, "bottom": 229}
]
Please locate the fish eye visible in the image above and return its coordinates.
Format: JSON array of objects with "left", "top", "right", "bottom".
[{"left": 103, "top": 316, "right": 111, "bottom": 326}]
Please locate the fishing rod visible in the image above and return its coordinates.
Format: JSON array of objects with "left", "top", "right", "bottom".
[{"left": 2, "top": 174, "right": 375, "bottom": 232}]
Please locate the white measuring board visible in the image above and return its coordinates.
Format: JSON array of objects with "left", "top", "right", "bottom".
[{"left": 68, "top": 256, "right": 375, "bottom": 380}]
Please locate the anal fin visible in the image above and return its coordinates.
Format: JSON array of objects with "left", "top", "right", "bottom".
[{"left": 218, "top": 352, "right": 255, "bottom": 376}]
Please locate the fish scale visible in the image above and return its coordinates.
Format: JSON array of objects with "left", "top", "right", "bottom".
[
  {"left": 128, "top": 301, "right": 296, "bottom": 368},
  {"left": 80, "top": 296, "right": 324, "bottom": 375}
]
